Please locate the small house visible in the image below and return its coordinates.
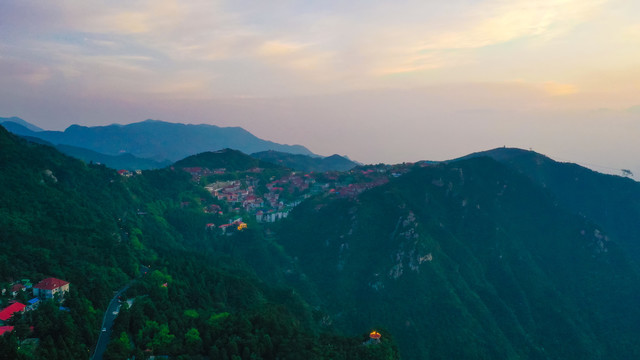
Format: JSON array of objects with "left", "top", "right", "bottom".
[{"left": 10, "top": 284, "right": 25, "bottom": 297}]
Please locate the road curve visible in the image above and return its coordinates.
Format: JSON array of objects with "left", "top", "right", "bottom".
[{"left": 90, "top": 283, "right": 130, "bottom": 360}]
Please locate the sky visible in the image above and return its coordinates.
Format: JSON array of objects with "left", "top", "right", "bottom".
[{"left": 1, "top": 0, "right": 640, "bottom": 176}]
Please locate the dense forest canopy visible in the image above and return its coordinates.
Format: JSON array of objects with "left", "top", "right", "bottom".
[{"left": 0, "top": 126, "right": 399, "bottom": 360}]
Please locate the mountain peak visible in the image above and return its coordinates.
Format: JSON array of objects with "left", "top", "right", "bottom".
[
  {"left": 453, "top": 147, "right": 541, "bottom": 163},
  {"left": 251, "top": 150, "right": 358, "bottom": 172},
  {"left": 174, "top": 149, "right": 281, "bottom": 172},
  {"left": 0, "top": 117, "right": 44, "bottom": 132}
]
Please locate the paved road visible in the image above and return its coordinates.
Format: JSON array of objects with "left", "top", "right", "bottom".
[
  {"left": 91, "top": 266, "right": 149, "bottom": 360},
  {"left": 90, "top": 284, "right": 130, "bottom": 360}
]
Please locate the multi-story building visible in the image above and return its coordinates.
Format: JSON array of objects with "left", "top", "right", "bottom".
[{"left": 33, "top": 277, "right": 70, "bottom": 299}]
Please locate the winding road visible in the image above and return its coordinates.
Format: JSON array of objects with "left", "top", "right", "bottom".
[
  {"left": 91, "top": 265, "right": 148, "bottom": 360},
  {"left": 90, "top": 283, "right": 130, "bottom": 360}
]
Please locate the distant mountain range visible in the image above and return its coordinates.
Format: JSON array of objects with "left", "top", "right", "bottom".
[
  {"left": 0, "top": 116, "right": 44, "bottom": 132},
  {"left": 17, "top": 135, "right": 171, "bottom": 170},
  {"left": 1, "top": 117, "right": 315, "bottom": 166}
]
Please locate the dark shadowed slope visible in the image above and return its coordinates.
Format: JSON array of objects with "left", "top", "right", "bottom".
[
  {"left": 457, "top": 147, "right": 640, "bottom": 266},
  {"left": 274, "top": 157, "right": 640, "bottom": 360}
]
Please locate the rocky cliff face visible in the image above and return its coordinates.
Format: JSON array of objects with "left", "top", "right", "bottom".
[{"left": 274, "top": 157, "right": 640, "bottom": 360}]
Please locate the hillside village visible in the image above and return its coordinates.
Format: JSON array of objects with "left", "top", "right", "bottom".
[
  {"left": 0, "top": 277, "right": 70, "bottom": 336},
  {"left": 113, "top": 152, "right": 417, "bottom": 239},
  {"left": 173, "top": 160, "right": 415, "bottom": 231}
]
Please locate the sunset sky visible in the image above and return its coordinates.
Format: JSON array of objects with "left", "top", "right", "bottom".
[{"left": 2, "top": 0, "right": 639, "bottom": 175}]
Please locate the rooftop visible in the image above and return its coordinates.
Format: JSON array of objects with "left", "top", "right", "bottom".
[
  {"left": 33, "top": 277, "right": 69, "bottom": 291},
  {"left": 0, "top": 302, "right": 26, "bottom": 321}
]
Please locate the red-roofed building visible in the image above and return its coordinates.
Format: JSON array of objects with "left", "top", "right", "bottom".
[
  {"left": 10, "top": 284, "right": 25, "bottom": 297},
  {"left": 0, "top": 303, "right": 26, "bottom": 322},
  {"left": 0, "top": 326, "right": 14, "bottom": 335},
  {"left": 182, "top": 167, "right": 203, "bottom": 174},
  {"left": 33, "top": 278, "right": 70, "bottom": 299}
]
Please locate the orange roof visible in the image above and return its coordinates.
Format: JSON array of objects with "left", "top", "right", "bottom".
[{"left": 369, "top": 331, "right": 381, "bottom": 339}]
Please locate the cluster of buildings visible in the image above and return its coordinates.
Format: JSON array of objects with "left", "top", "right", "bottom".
[
  {"left": 204, "top": 176, "right": 306, "bottom": 223},
  {"left": 216, "top": 218, "right": 248, "bottom": 234},
  {"left": 266, "top": 174, "right": 311, "bottom": 194},
  {"left": 181, "top": 166, "right": 265, "bottom": 182},
  {"left": 117, "top": 169, "right": 142, "bottom": 177},
  {"left": 331, "top": 178, "right": 389, "bottom": 198},
  {"left": 201, "top": 166, "right": 403, "bottom": 224},
  {"left": 255, "top": 209, "right": 291, "bottom": 223},
  {"left": 188, "top": 161, "right": 416, "bottom": 229},
  {"left": 180, "top": 167, "right": 226, "bottom": 182},
  {"left": 0, "top": 277, "right": 70, "bottom": 335},
  {"left": 205, "top": 180, "right": 264, "bottom": 212}
]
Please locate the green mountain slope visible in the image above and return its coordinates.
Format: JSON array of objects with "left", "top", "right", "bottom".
[
  {"left": 274, "top": 157, "right": 640, "bottom": 360},
  {"left": 252, "top": 150, "right": 358, "bottom": 172},
  {"left": 0, "top": 126, "right": 398, "bottom": 359},
  {"left": 459, "top": 148, "right": 640, "bottom": 266},
  {"left": 54, "top": 144, "right": 171, "bottom": 170},
  {"left": 23, "top": 135, "right": 169, "bottom": 170},
  {"left": 174, "top": 148, "right": 282, "bottom": 171},
  {"left": 0, "top": 125, "right": 145, "bottom": 358}
]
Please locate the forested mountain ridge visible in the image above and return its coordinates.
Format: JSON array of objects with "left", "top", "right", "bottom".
[
  {"left": 0, "top": 124, "right": 145, "bottom": 358},
  {"left": 458, "top": 147, "right": 640, "bottom": 266},
  {"left": 274, "top": 156, "right": 640, "bottom": 360},
  {"left": 20, "top": 134, "right": 171, "bottom": 170},
  {"left": 251, "top": 150, "right": 358, "bottom": 172},
  {"left": 174, "top": 148, "right": 282, "bottom": 172},
  {"left": 0, "top": 125, "right": 399, "bottom": 360}
]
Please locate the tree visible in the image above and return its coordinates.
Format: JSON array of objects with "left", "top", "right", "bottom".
[
  {"left": 137, "top": 320, "right": 175, "bottom": 354},
  {"left": 185, "top": 328, "right": 203, "bottom": 354},
  {"left": 104, "top": 332, "right": 131, "bottom": 360}
]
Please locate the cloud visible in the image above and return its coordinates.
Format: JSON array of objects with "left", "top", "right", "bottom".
[
  {"left": 258, "top": 41, "right": 305, "bottom": 57},
  {"left": 71, "top": 0, "right": 188, "bottom": 35},
  {"left": 422, "top": 0, "right": 608, "bottom": 50},
  {"left": 543, "top": 81, "right": 578, "bottom": 96},
  {"left": 0, "top": 0, "right": 633, "bottom": 100},
  {"left": 365, "top": 0, "right": 608, "bottom": 77},
  {"left": 255, "top": 40, "right": 334, "bottom": 75},
  {"left": 623, "top": 23, "right": 640, "bottom": 42}
]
